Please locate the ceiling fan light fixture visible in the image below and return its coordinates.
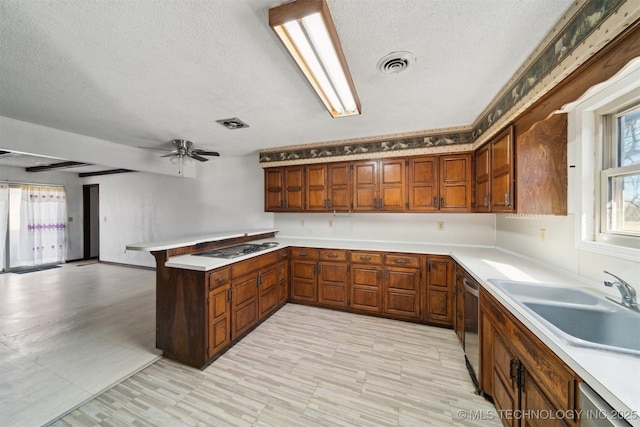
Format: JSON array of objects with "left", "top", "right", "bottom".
[
  {"left": 269, "top": 0, "right": 360, "bottom": 118},
  {"left": 216, "top": 117, "right": 249, "bottom": 130}
]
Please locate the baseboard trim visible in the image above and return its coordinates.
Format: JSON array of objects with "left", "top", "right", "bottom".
[{"left": 98, "top": 260, "right": 156, "bottom": 271}]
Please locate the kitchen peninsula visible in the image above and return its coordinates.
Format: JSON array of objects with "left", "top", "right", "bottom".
[{"left": 128, "top": 228, "right": 640, "bottom": 427}]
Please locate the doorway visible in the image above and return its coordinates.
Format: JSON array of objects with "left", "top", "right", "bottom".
[{"left": 83, "top": 184, "right": 99, "bottom": 260}]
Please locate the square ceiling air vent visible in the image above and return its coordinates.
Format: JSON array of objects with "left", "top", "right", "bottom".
[{"left": 216, "top": 117, "right": 249, "bottom": 130}]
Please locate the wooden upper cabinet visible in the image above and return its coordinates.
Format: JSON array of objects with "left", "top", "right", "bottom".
[
  {"left": 475, "top": 145, "right": 491, "bottom": 212},
  {"left": 305, "top": 162, "right": 352, "bottom": 212},
  {"left": 264, "top": 167, "right": 304, "bottom": 211},
  {"left": 439, "top": 154, "right": 473, "bottom": 212},
  {"left": 306, "top": 164, "right": 327, "bottom": 211},
  {"left": 352, "top": 159, "right": 406, "bottom": 211},
  {"left": 516, "top": 113, "right": 567, "bottom": 215},
  {"left": 408, "top": 156, "right": 439, "bottom": 211},
  {"left": 490, "top": 127, "right": 515, "bottom": 212},
  {"left": 474, "top": 126, "right": 515, "bottom": 213}
]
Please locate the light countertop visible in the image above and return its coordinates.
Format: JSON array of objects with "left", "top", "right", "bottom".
[
  {"left": 133, "top": 232, "right": 640, "bottom": 426},
  {"left": 125, "top": 229, "right": 279, "bottom": 252}
]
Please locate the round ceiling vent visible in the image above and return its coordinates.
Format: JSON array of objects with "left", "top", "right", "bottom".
[{"left": 377, "top": 51, "right": 416, "bottom": 74}]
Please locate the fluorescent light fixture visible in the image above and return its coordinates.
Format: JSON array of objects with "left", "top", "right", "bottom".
[{"left": 269, "top": 0, "right": 361, "bottom": 118}]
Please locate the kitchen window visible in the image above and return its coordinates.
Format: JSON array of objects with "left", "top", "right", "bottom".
[
  {"left": 568, "top": 57, "right": 640, "bottom": 260},
  {"left": 598, "top": 104, "right": 640, "bottom": 247}
]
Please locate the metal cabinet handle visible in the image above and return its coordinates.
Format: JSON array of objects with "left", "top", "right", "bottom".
[
  {"left": 440, "top": 197, "right": 444, "bottom": 209},
  {"left": 433, "top": 197, "right": 438, "bottom": 207},
  {"left": 360, "top": 256, "right": 372, "bottom": 261},
  {"left": 394, "top": 259, "right": 409, "bottom": 264},
  {"left": 509, "top": 359, "right": 518, "bottom": 381},
  {"left": 323, "top": 199, "right": 327, "bottom": 208},
  {"left": 505, "top": 192, "right": 510, "bottom": 207},
  {"left": 326, "top": 253, "right": 338, "bottom": 258},
  {"left": 216, "top": 274, "right": 228, "bottom": 282},
  {"left": 298, "top": 252, "right": 307, "bottom": 257},
  {"left": 484, "top": 195, "right": 490, "bottom": 208},
  {"left": 327, "top": 198, "right": 332, "bottom": 208}
]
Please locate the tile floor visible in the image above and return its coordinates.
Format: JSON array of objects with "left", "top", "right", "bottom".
[
  {"left": 0, "top": 262, "right": 161, "bottom": 426},
  {"left": 53, "top": 304, "right": 501, "bottom": 426}
]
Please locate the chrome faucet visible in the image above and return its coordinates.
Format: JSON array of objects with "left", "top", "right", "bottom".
[{"left": 604, "top": 271, "right": 638, "bottom": 311}]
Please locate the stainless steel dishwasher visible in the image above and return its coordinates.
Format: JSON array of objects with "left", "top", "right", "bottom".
[
  {"left": 578, "top": 383, "right": 632, "bottom": 426},
  {"left": 463, "top": 275, "right": 480, "bottom": 390}
]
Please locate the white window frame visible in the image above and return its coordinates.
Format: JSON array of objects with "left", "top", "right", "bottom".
[{"left": 566, "top": 57, "right": 640, "bottom": 261}]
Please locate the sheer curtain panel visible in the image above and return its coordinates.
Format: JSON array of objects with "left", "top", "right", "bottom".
[
  {"left": 19, "top": 185, "right": 67, "bottom": 266},
  {"left": 0, "top": 184, "right": 8, "bottom": 271}
]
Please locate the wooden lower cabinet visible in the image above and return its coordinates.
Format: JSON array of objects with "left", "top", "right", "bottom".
[
  {"left": 290, "top": 247, "right": 319, "bottom": 303},
  {"left": 481, "top": 288, "right": 580, "bottom": 427},
  {"left": 383, "top": 253, "right": 421, "bottom": 319},
  {"left": 425, "top": 256, "right": 455, "bottom": 326},
  {"left": 350, "top": 263, "right": 383, "bottom": 312},
  {"left": 318, "top": 249, "right": 349, "bottom": 307},
  {"left": 277, "top": 259, "right": 288, "bottom": 305},
  {"left": 208, "top": 279, "right": 231, "bottom": 359}
]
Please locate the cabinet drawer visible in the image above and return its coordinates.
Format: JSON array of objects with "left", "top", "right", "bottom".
[
  {"left": 349, "top": 251, "right": 383, "bottom": 264},
  {"left": 319, "top": 249, "right": 347, "bottom": 261},
  {"left": 231, "top": 251, "right": 279, "bottom": 278},
  {"left": 209, "top": 267, "right": 230, "bottom": 290},
  {"left": 291, "top": 247, "right": 319, "bottom": 259},
  {"left": 384, "top": 253, "right": 420, "bottom": 268}
]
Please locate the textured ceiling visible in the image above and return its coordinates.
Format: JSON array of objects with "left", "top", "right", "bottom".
[{"left": 0, "top": 0, "right": 574, "bottom": 169}]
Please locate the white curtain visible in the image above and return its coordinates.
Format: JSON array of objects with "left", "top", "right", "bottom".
[
  {"left": 19, "top": 185, "right": 67, "bottom": 266},
  {"left": 0, "top": 184, "right": 8, "bottom": 271}
]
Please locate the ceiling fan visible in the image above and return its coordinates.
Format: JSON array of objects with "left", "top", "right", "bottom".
[{"left": 158, "top": 139, "right": 220, "bottom": 162}]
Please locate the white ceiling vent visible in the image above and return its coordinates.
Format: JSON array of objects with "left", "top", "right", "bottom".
[{"left": 377, "top": 52, "right": 416, "bottom": 74}]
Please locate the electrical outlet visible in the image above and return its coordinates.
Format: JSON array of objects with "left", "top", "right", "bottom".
[
  {"left": 328, "top": 220, "right": 333, "bottom": 228},
  {"left": 437, "top": 222, "right": 444, "bottom": 231},
  {"left": 540, "top": 228, "right": 546, "bottom": 242}
]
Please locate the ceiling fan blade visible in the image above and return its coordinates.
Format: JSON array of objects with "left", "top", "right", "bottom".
[
  {"left": 160, "top": 151, "right": 178, "bottom": 158},
  {"left": 189, "top": 153, "right": 209, "bottom": 162},
  {"left": 192, "top": 149, "right": 220, "bottom": 157}
]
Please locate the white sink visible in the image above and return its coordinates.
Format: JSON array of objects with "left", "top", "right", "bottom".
[{"left": 489, "top": 279, "right": 640, "bottom": 356}]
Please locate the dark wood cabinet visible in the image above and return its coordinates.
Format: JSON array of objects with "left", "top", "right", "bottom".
[
  {"left": 231, "top": 271, "right": 259, "bottom": 340},
  {"left": 425, "top": 255, "right": 455, "bottom": 326},
  {"left": 516, "top": 113, "right": 568, "bottom": 215},
  {"left": 349, "top": 251, "right": 383, "bottom": 312},
  {"left": 264, "top": 167, "right": 304, "bottom": 211},
  {"left": 305, "top": 163, "right": 351, "bottom": 212},
  {"left": 408, "top": 154, "right": 473, "bottom": 212},
  {"left": 290, "top": 247, "right": 319, "bottom": 303},
  {"left": 208, "top": 268, "right": 231, "bottom": 359},
  {"left": 352, "top": 159, "right": 406, "bottom": 211},
  {"left": 439, "top": 154, "right": 473, "bottom": 212},
  {"left": 277, "top": 258, "right": 288, "bottom": 305},
  {"left": 481, "top": 288, "right": 580, "bottom": 426},
  {"left": 475, "top": 126, "right": 515, "bottom": 212},
  {"left": 408, "top": 156, "right": 439, "bottom": 211},
  {"left": 318, "top": 249, "right": 348, "bottom": 308},
  {"left": 382, "top": 253, "right": 421, "bottom": 319}
]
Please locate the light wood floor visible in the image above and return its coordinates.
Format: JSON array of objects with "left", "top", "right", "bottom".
[
  {"left": 0, "top": 262, "right": 161, "bottom": 427},
  {"left": 53, "top": 304, "right": 500, "bottom": 427}
]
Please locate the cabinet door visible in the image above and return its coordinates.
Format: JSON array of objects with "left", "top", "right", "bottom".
[
  {"left": 258, "top": 266, "right": 278, "bottom": 320},
  {"left": 277, "top": 260, "right": 288, "bottom": 305},
  {"left": 491, "top": 127, "right": 515, "bottom": 212},
  {"left": 208, "top": 283, "right": 230, "bottom": 358},
  {"left": 475, "top": 144, "right": 491, "bottom": 212},
  {"left": 264, "top": 168, "right": 284, "bottom": 211},
  {"left": 383, "top": 267, "right": 420, "bottom": 319},
  {"left": 352, "top": 160, "right": 378, "bottom": 211},
  {"left": 284, "top": 167, "right": 305, "bottom": 210},
  {"left": 318, "top": 261, "right": 349, "bottom": 307},
  {"left": 290, "top": 259, "right": 317, "bottom": 303},
  {"left": 306, "top": 164, "right": 327, "bottom": 211},
  {"left": 521, "top": 370, "right": 572, "bottom": 427},
  {"left": 350, "top": 264, "right": 382, "bottom": 312},
  {"left": 492, "top": 331, "right": 519, "bottom": 427},
  {"left": 425, "top": 256, "right": 454, "bottom": 324},
  {"left": 231, "top": 272, "right": 258, "bottom": 340},
  {"left": 408, "top": 156, "right": 439, "bottom": 211},
  {"left": 439, "top": 154, "right": 472, "bottom": 212},
  {"left": 327, "top": 162, "right": 351, "bottom": 211},
  {"left": 379, "top": 159, "right": 406, "bottom": 211}
]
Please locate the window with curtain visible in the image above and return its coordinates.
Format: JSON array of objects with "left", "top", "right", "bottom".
[
  {"left": 5, "top": 184, "right": 67, "bottom": 269},
  {"left": 0, "top": 184, "right": 8, "bottom": 271}
]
